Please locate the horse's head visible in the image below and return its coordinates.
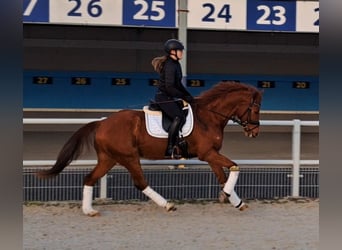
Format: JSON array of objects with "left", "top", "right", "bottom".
[
  {"left": 196, "top": 81, "right": 262, "bottom": 138},
  {"left": 231, "top": 89, "right": 262, "bottom": 138}
]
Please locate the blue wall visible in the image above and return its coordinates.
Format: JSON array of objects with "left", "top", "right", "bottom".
[{"left": 24, "top": 71, "right": 318, "bottom": 111}]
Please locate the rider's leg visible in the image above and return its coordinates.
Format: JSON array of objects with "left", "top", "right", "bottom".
[{"left": 165, "top": 116, "right": 182, "bottom": 158}]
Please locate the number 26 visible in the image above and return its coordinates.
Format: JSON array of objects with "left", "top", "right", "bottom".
[{"left": 68, "top": 0, "right": 103, "bottom": 18}]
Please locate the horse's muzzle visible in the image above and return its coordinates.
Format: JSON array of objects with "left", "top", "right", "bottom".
[
  {"left": 245, "top": 131, "right": 258, "bottom": 138},
  {"left": 244, "top": 126, "right": 259, "bottom": 138}
]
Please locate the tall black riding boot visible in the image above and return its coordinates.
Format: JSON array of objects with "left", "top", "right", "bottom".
[{"left": 165, "top": 116, "right": 181, "bottom": 158}]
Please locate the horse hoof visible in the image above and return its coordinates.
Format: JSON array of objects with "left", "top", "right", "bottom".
[
  {"left": 239, "top": 203, "right": 248, "bottom": 211},
  {"left": 88, "top": 211, "right": 100, "bottom": 217},
  {"left": 166, "top": 202, "right": 177, "bottom": 211},
  {"left": 84, "top": 209, "right": 100, "bottom": 217},
  {"left": 218, "top": 191, "right": 228, "bottom": 203}
]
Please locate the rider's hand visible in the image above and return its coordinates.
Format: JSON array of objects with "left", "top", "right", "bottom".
[{"left": 183, "top": 95, "right": 194, "bottom": 104}]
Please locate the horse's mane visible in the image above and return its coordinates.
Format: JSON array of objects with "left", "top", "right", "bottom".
[{"left": 196, "top": 81, "right": 258, "bottom": 105}]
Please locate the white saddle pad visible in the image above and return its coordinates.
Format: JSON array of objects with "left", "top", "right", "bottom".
[{"left": 143, "top": 105, "right": 194, "bottom": 138}]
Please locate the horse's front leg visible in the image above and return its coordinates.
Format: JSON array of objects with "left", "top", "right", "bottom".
[{"left": 200, "top": 150, "right": 248, "bottom": 211}]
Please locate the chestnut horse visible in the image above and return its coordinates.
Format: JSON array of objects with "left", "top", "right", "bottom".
[{"left": 37, "top": 81, "right": 262, "bottom": 216}]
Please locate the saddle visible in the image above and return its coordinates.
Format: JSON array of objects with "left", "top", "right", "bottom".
[
  {"left": 149, "top": 100, "right": 186, "bottom": 131},
  {"left": 143, "top": 100, "right": 194, "bottom": 158}
]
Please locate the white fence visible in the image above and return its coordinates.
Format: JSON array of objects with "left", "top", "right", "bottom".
[{"left": 23, "top": 118, "right": 319, "bottom": 198}]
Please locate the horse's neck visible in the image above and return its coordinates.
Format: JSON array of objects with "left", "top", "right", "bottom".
[{"left": 195, "top": 97, "right": 238, "bottom": 128}]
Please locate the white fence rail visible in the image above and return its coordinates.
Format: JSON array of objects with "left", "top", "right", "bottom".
[{"left": 23, "top": 118, "right": 319, "bottom": 197}]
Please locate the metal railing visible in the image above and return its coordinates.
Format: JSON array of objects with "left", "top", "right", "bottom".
[{"left": 23, "top": 118, "right": 319, "bottom": 198}]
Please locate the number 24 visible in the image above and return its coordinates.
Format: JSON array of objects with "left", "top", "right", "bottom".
[{"left": 202, "top": 3, "right": 231, "bottom": 23}]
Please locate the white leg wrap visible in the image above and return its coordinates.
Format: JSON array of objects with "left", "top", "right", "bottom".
[
  {"left": 228, "top": 190, "right": 244, "bottom": 209},
  {"left": 82, "top": 185, "right": 98, "bottom": 215},
  {"left": 222, "top": 167, "right": 245, "bottom": 209},
  {"left": 223, "top": 170, "right": 239, "bottom": 195},
  {"left": 142, "top": 186, "right": 167, "bottom": 207}
]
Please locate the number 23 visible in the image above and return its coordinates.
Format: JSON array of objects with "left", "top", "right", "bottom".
[{"left": 256, "top": 5, "right": 286, "bottom": 25}]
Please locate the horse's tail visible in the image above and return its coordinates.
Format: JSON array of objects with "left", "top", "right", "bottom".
[{"left": 36, "top": 121, "right": 99, "bottom": 179}]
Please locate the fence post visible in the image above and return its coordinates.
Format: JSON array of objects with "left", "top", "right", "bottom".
[
  {"left": 100, "top": 174, "right": 107, "bottom": 199},
  {"left": 292, "top": 119, "right": 301, "bottom": 197}
]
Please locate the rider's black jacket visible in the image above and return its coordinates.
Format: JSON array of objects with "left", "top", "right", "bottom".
[{"left": 157, "top": 56, "right": 193, "bottom": 103}]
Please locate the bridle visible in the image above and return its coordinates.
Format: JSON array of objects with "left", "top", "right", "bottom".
[
  {"left": 231, "top": 101, "right": 260, "bottom": 132},
  {"left": 209, "top": 93, "right": 261, "bottom": 132}
]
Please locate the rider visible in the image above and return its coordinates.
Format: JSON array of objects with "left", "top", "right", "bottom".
[{"left": 151, "top": 39, "right": 194, "bottom": 158}]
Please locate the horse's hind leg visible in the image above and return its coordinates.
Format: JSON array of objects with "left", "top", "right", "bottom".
[
  {"left": 82, "top": 156, "right": 116, "bottom": 216},
  {"left": 124, "top": 159, "right": 176, "bottom": 211}
]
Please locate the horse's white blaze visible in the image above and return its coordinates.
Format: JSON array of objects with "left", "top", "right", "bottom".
[
  {"left": 143, "top": 186, "right": 168, "bottom": 207},
  {"left": 82, "top": 185, "right": 98, "bottom": 216}
]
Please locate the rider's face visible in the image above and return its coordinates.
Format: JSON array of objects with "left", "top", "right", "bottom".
[
  {"left": 170, "top": 49, "right": 183, "bottom": 60},
  {"left": 176, "top": 50, "right": 183, "bottom": 59}
]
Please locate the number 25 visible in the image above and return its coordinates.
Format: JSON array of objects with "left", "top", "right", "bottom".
[{"left": 133, "top": 0, "right": 165, "bottom": 21}]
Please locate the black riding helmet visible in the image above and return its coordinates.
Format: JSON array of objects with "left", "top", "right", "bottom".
[{"left": 164, "top": 39, "right": 184, "bottom": 54}]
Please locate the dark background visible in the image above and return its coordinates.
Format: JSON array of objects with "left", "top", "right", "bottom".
[{"left": 24, "top": 24, "right": 318, "bottom": 76}]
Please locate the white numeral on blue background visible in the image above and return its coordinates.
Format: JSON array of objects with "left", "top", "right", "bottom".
[
  {"left": 133, "top": 0, "right": 165, "bottom": 21},
  {"left": 23, "top": 0, "right": 38, "bottom": 16},
  {"left": 256, "top": 5, "right": 286, "bottom": 25}
]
